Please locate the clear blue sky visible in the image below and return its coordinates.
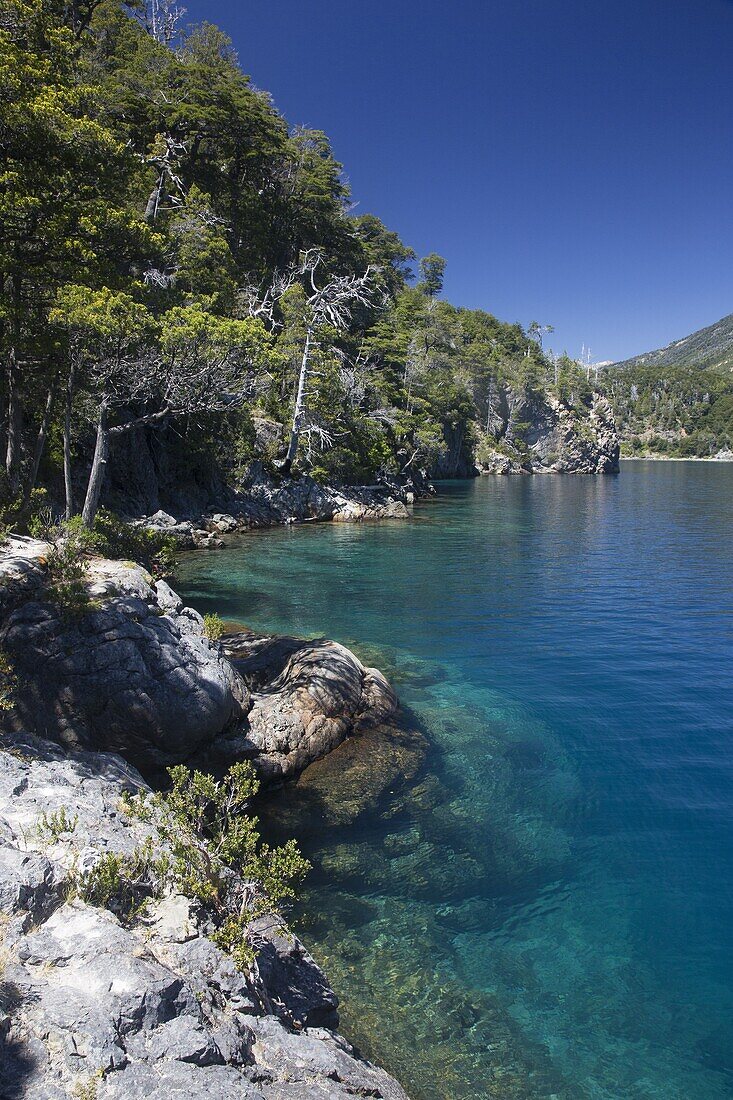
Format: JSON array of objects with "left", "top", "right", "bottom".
[{"left": 183, "top": 0, "right": 733, "bottom": 363}]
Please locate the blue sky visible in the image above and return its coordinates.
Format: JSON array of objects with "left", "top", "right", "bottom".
[{"left": 183, "top": 0, "right": 733, "bottom": 363}]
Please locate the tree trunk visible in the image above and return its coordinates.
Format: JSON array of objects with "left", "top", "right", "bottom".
[
  {"left": 63, "top": 361, "right": 76, "bottom": 519},
  {"left": 145, "top": 172, "right": 164, "bottom": 223},
  {"left": 282, "top": 326, "right": 313, "bottom": 474},
  {"left": 21, "top": 370, "right": 58, "bottom": 512},
  {"left": 82, "top": 400, "right": 109, "bottom": 528},
  {"left": 5, "top": 350, "right": 23, "bottom": 495}
]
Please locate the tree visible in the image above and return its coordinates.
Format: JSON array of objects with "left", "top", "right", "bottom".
[
  {"left": 418, "top": 253, "right": 446, "bottom": 300},
  {"left": 0, "top": 0, "right": 154, "bottom": 499},
  {"left": 51, "top": 287, "right": 271, "bottom": 526},
  {"left": 278, "top": 252, "right": 378, "bottom": 473}
]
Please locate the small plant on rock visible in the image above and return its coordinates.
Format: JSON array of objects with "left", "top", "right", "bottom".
[
  {"left": 0, "top": 651, "right": 16, "bottom": 712},
  {"left": 75, "top": 840, "right": 169, "bottom": 921},
  {"left": 46, "top": 534, "right": 93, "bottom": 616},
  {"left": 203, "top": 612, "right": 226, "bottom": 642},
  {"left": 38, "top": 807, "right": 78, "bottom": 843}
]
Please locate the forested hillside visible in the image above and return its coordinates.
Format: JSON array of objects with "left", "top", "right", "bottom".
[
  {"left": 603, "top": 314, "right": 733, "bottom": 457},
  {"left": 0, "top": 0, "right": 613, "bottom": 530}
]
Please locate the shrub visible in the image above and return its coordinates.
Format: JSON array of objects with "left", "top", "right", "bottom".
[
  {"left": 46, "top": 528, "right": 94, "bottom": 616},
  {"left": 75, "top": 840, "right": 169, "bottom": 921},
  {"left": 0, "top": 651, "right": 16, "bottom": 712},
  {"left": 89, "top": 509, "right": 177, "bottom": 577},
  {"left": 125, "top": 762, "right": 310, "bottom": 971},
  {"left": 38, "top": 807, "right": 78, "bottom": 842},
  {"left": 203, "top": 612, "right": 226, "bottom": 641}
]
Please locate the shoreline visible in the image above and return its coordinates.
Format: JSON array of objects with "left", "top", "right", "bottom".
[{"left": 620, "top": 453, "right": 733, "bottom": 462}]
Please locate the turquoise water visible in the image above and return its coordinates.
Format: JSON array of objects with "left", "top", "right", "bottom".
[{"left": 177, "top": 462, "right": 733, "bottom": 1099}]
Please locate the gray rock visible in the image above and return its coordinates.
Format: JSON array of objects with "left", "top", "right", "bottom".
[
  {"left": 0, "top": 557, "right": 249, "bottom": 774},
  {"left": 0, "top": 732, "right": 410, "bottom": 1100},
  {"left": 477, "top": 388, "right": 620, "bottom": 475}
]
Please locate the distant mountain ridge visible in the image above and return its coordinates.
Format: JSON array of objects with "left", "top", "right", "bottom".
[{"left": 612, "top": 312, "right": 733, "bottom": 373}]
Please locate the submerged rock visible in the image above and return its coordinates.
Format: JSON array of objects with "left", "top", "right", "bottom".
[{"left": 0, "top": 730, "right": 409, "bottom": 1100}]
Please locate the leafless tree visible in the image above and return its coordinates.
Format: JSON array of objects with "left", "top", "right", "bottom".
[
  {"left": 241, "top": 251, "right": 380, "bottom": 473},
  {"left": 135, "top": 0, "right": 186, "bottom": 45},
  {"left": 143, "top": 134, "right": 188, "bottom": 224},
  {"left": 282, "top": 252, "right": 378, "bottom": 472}
]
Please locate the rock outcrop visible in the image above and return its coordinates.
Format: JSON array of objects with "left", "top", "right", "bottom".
[
  {"left": 0, "top": 730, "right": 409, "bottom": 1100},
  {"left": 211, "top": 633, "right": 399, "bottom": 782},
  {"left": 0, "top": 541, "right": 400, "bottom": 785},
  {"left": 0, "top": 539, "right": 248, "bottom": 773},
  {"left": 478, "top": 391, "right": 620, "bottom": 475}
]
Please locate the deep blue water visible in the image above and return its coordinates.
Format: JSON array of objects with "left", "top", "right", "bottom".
[{"left": 177, "top": 462, "right": 733, "bottom": 1099}]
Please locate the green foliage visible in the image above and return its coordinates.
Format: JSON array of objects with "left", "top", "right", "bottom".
[
  {"left": 37, "top": 509, "right": 177, "bottom": 580},
  {"left": 0, "top": 650, "right": 16, "bottom": 712},
  {"left": 0, "top": 0, "right": 615, "bottom": 506},
  {"left": 203, "top": 613, "right": 226, "bottom": 641},
  {"left": 71, "top": 1072, "right": 104, "bottom": 1100},
  {"left": 125, "top": 762, "right": 310, "bottom": 970},
  {"left": 76, "top": 840, "right": 168, "bottom": 921},
  {"left": 87, "top": 509, "right": 177, "bottom": 577},
  {"left": 38, "top": 806, "right": 78, "bottom": 842},
  {"left": 605, "top": 363, "right": 733, "bottom": 456},
  {"left": 46, "top": 528, "right": 94, "bottom": 616}
]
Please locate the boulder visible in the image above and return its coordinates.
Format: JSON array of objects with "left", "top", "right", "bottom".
[
  {"left": 0, "top": 554, "right": 249, "bottom": 775},
  {"left": 216, "top": 632, "right": 400, "bottom": 781}
]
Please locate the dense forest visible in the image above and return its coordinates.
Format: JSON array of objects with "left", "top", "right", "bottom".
[
  {"left": 604, "top": 363, "right": 733, "bottom": 458},
  {"left": 0, "top": 0, "right": 611, "bottom": 529}
]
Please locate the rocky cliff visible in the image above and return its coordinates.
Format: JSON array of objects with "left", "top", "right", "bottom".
[
  {"left": 0, "top": 537, "right": 409, "bottom": 1097},
  {"left": 103, "top": 426, "right": 414, "bottom": 535},
  {"left": 478, "top": 390, "right": 620, "bottom": 474},
  {"left": 0, "top": 539, "right": 397, "bottom": 782}
]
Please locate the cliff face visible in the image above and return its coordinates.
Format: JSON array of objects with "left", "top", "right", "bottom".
[
  {"left": 0, "top": 731, "right": 409, "bottom": 1100},
  {"left": 478, "top": 389, "right": 620, "bottom": 474},
  {"left": 429, "top": 422, "right": 478, "bottom": 479}
]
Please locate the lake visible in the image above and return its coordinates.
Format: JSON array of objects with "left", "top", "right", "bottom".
[{"left": 176, "top": 461, "right": 733, "bottom": 1099}]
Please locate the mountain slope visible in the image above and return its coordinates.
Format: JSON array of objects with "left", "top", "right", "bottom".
[{"left": 612, "top": 312, "right": 733, "bottom": 373}]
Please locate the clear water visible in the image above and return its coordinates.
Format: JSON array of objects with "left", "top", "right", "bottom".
[{"left": 176, "top": 462, "right": 733, "bottom": 1099}]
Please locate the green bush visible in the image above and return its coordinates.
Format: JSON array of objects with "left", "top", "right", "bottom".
[
  {"left": 125, "top": 762, "right": 310, "bottom": 970},
  {"left": 46, "top": 529, "right": 95, "bottom": 616},
  {"left": 0, "top": 650, "right": 16, "bottom": 712},
  {"left": 76, "top": 840, "right": 168, "bottom": 921},
  {"left": 38, "top": 807, "right": 78, "bottom": 842},
  {"left": 203, "top": 613, "right": 226, "bottom": 641},
  {"left": 88, "top": 510, "right": 177, "bottom": 577}
]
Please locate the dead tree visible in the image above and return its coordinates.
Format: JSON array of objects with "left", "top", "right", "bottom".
[
  {"left": 240, "top": 251, "right": 379, "bottom": 473},
  {"left": 281, "top": 253, "right": 377, "bottom": 473}
]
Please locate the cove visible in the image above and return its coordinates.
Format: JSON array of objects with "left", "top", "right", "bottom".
[{"left": 176, "top": 461, "right": 733, "bottom": 1099}]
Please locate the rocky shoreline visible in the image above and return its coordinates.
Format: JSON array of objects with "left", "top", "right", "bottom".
[
  {"left": 0, "top": 537, "right": 410, "bottom": 1098},
  {"left": 125, "top": 469, "right": 419, "bottom": 551}
]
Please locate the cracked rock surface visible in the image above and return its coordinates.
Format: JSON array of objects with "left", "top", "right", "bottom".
[{"left": 0, "top": 731, "right": 409, "bottom": 1100}]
